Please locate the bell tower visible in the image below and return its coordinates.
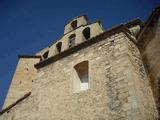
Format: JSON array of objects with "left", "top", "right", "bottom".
[
  {"left": 47, "top": 15, "right": 104, "bottom": 58},
  {"left": 64, "top": 15, "right": 88, "bottom": 34}
]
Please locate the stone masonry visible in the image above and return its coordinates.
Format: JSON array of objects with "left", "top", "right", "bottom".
[{"left": 0, "top": 6, "right": 160, "bottom": 120}]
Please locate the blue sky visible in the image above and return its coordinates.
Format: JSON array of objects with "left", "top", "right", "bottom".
[{"left": 0, "top": 0, "right": 159, "bottom": 110}]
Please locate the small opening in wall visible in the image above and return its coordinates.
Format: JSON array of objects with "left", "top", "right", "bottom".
[
  {"left": 73, "top": 61, "right": 89, "bottom": 93},
  {"left": 69, "top": 34, "right": 76, "bottom": 48},
  {"left": 56, "top": 42, "right": 62, "bottom": 53},
  {"left": 25, "top": 68, "right": 29, "bottom": 71},
  {"left": 43, "top": 51, "right": 49, "bottom": 59},
  {"left": 111, "top": 40, "right": 114, "bottom": 46},
  {"left": 83, "top": 27, "right": 90, "bottom": 40},
  {"left": 71, "top": 20, "right": 77, "bottom": 30}
]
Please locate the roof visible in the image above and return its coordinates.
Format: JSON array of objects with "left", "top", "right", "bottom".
[{"left": 124, "top": 19, "right": 144, "bottom": 28}]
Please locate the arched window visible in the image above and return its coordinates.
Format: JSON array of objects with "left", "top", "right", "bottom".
[
  {"left": 73, "top": 61, "right": 89, "bottom": 93},
  {"left": 71, "top": 20, "right": 77, "bottom": 29},
  {"left": 69, "top": 34, "right": 76, "bottom": 48},
  {"left": 43, "top": 51, "right": 49, "bottom": 59},
  {"left": 56, "top": 42, "right": 62, "bottom": 53},
  {"left": 83, "top": 27, "right": 90, "bottom": 40}
]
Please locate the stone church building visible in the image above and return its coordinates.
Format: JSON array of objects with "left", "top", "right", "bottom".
[{"left": 0, "top": 6, "right": 160, "bottom": 120}]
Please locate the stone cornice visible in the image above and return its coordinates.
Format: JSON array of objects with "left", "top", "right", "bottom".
[
  {"left": 0, "top": 92, "right": 31, "bottom": 116},
  {"left": 18, "top": 55, "right": 41, "bottom": 59}
]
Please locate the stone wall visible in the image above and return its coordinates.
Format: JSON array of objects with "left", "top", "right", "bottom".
[
  {"left": 0, "top": 31, "right": 158, "bottom": 120},
  {"left": 2, "top": 57, "right": 40, "bottom": 109},
  {"left": 140, "top": 15, "right": 160, "bottom": 116},
  {"left": 0, "top": 94, "right": 38, "bottom": 120}
]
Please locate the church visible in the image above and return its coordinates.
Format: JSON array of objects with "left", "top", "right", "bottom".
[{"left": 0, "top": 6, "right": 160, "bottom": 120}]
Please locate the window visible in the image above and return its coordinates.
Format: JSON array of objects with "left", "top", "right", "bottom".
[
  {"left": 43, "top": 51, "right": 49, "bottom": 59},
  {"left": 69, "top": 34, "right": 76, "bottom": 48},
  {"left": 71, "top": 20, "right": 77, "bottom": 29},
  {"left": 83, "top": 27, "right": 90, "bottom": 40},
  {"left": 73, "top": 61, "right": 89, "bottom": 93},
  {"left": 56, "top": 42, "right": 62, "bottom": 53}
]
